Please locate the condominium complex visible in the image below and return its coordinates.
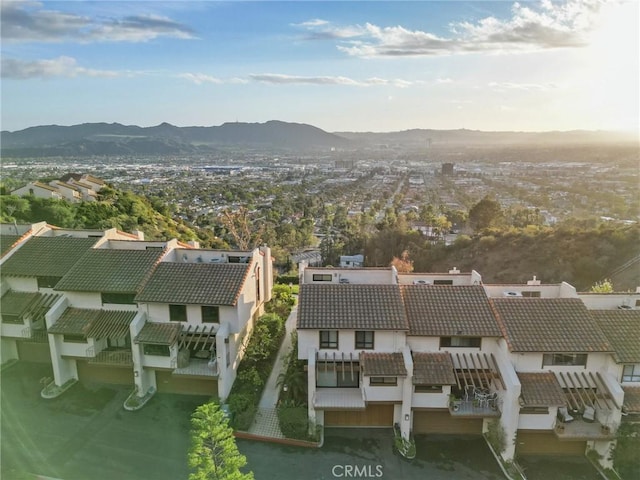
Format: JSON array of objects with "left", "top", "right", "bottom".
[
  {"left": 297, "top": 266, "right": 639, "bottom": 468},
  {"left": 0, "top": 222, "right": 273, "bottom": 404}
]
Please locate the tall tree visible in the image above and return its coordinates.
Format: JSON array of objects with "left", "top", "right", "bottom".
[
  {"left": 219, "top": 207, "right": 263, "bottom": 250},
  {"left": 188, "top": 402, "right": 254, "bottom": 480},
  {"left": 468, "top": 196, "right": 503, "bottom": 230}
]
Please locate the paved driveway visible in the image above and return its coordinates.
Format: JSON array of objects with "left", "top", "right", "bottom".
[{"left": 518, "top": 456, "right": 601, "bottom": 480}]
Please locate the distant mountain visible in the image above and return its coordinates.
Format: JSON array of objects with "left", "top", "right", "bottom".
[
  {"left": 0, "top": 120, "right": 350, "bottom": 157},
  {"left": 2, "top": 121, "right": 636, "bottom": 157},
  {"left": 335, "top": 128, "right": 638, "bottom": 147}
]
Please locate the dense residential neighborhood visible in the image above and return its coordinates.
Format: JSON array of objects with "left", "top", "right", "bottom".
[{"left": 1, "top": 220, "right": 639, "bottom": 478}]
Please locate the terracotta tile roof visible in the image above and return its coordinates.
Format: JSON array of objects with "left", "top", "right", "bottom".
[
  {"left": 0, "top": 290, "right": 60, "bottom": 321},
  {"left": 401, "top": 285, "right": 501, "bottom": 337},
  {"left": 491, "top": 298, "right": 612, "bottom": 353},
  {"left": 591, "top": 310, "right": 640, "bottom": 363},
  {"left": 413, "top": 352, "right": 457, "bottom": 385},
  {"left": 297, "top": 284, "right": 408, "bottom": 330},
  {"left": 622, "top": 386, "right": 640, "bottom": 414},
  {"left": 518, "top": 372, "right": 567, "bottom": 407},
  {"left": 55, "top": 248, "right": 163, "bottom": 293},
  {"left": 134, "top": 322, "right": 181, "bottom": 345},
  {"left": 135, "top": 262, "right": 250, "bottom": 306},
  {"left": 0, "top": 235, "right": 21, "bottom": 256},
  {"left": 33, "top": 181, "right": 59, "bottom": 192},
  {"left": 360, "top": 352, "right": 407, "bottom": 377},
  {"left": 1, "top": 236, "right": 97, "bottom": 278}
]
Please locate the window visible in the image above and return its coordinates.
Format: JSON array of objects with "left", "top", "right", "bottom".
[
  {"left": 201, "top": 306, "right": 219, "bottom": 323},
  {"left": 312, "top": 274, "right": 332, "bottom": 282},
  {"left": 145, "top": 246, "right": 163, "bottom": 250},
  {"left": 101, "top": 293, "right": 136, "bottom": 305},
  {"left": 622, "top": 365, "right": 640, "bottom": 382},
  {"left": 169, "top": 304, "right": 187, "bottom": 322},
  {"left": 370, "top": 377, "right": 397, "bottom": 386},
  {"left": 255, "top": 266, "right": 261, "bottom": 301},
  {"left": 37, "top": 276, "right": 61, "bottom": 288},
  {"left": 319, "top": 330, "right": 338, "bottom": 349},
  {"left": 143, "top": 344, "right": 170, "bottom": 356},
  {"left": 440, "top": 337, "right": 482, "bottom": 348},
  {"left": 522, "top": 291, "right": 541, "bottom": 297},
  {"left": 355, "top": 331, "right": 374, "bottom": 349},
  {"left": 316, "top": 363, "right": 360, "bottom": 388},
  {"left": 63, "top": 334, "right": 87, "bottom": 343},
  {"left": 520, "top": 406, "right": 549, "bottom": 414},
  {"left": 415, "top": 385, "right": 443, "bottom": 393},
  {"left": 2, "top": 314, "right": 22, "bottom": 324},
  {"left": 542, "top": 353, "right": 587, "bottom": 366},
  {"left": 433, "top": 279, "right": 453, "bottom": 285}
]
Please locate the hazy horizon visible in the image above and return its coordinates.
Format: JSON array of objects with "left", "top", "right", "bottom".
[{"left": 2, "top": 1, "right": 638, "bottom": 133}]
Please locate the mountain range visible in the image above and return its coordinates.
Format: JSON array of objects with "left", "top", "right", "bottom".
[{"left": 1, "top": 121, "right": 636, "bottom": 157}]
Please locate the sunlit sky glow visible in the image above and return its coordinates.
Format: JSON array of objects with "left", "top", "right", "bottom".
[{"left": 1, "top": 0, "right": 638, "bottom": 132}]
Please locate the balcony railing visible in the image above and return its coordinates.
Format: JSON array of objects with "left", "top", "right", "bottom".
[
  {"left": 554, "top": 419, "right": 615, "bottom": 440},
  {"left": 449, "top": 398, "right": 501, "bottom": 418},
  {"left": 21, "top": 327, "right": 50, "bottom": 343},
  {"left": 88, "top": 349, "right": 134, "bottom": 367}
]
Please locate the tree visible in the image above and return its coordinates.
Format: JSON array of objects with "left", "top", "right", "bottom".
[
  {"left": 390, "top": 250, "right": 414, "bottom": 273},
  {"left": 468, "top": 196, "right": 503, "bottom": 230},
  {"left": 188, "top": 402, "right": 254, "bottom": 480},
  {"left": 590, "top": 279, "right": 614, "bottom": 293},
  {"left": 219, "top": 207, "right": 263, "bottom": 250}
]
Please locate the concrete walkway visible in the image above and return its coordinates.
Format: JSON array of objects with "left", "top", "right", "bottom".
[{"left": 248, "top": 305, "right": 297, "bottom": 438}]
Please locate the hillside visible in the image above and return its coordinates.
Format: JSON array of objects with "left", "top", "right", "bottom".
[
  {"left": 0, "top": 121, "right": 350, "bottom": 157},
  {"left": 410, "top": 225, "right": 640, "bottom": 291}
]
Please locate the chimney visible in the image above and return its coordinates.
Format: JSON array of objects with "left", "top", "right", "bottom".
[
  {"left": 527, "top": 275, "right": 541, "bottom": 286},
  {"left": 448, "top": 267, "right": 460, "bottom": 274},
  {"left": 187, "top": 240, "right": 200, "bottom": 249},
  {"left": 132, "top": 230, "right": 145, "bottom": 240}
]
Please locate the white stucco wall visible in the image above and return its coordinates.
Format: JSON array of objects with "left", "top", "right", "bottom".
[
  {"left": 63, "top": 291, "right": 103, "bottom": 309},
  {"left": 297, "top": 330, "right": 405, "bottom": 360},
  {"left": 5, "top": 276, "right": 38, "bottom": 292},
  {"left": 301, "top": 268, "right": 395, "bottom": 285}
]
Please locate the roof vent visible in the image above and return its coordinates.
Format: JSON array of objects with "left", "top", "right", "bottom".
[{"left": 503, "top": 290, "right": 523, "bottom": 297}]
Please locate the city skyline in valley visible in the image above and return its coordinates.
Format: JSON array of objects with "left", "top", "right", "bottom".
[{"left": 2, "top": 1, "right": 638, "bottom": 133}]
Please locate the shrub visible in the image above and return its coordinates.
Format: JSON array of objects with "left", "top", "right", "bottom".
[
  {"left": 275, "top": 274, "right": 299, "bottom": 285},
  {"left": 227, "top": 392, "right": 258, "bottom": 431},
  {"left": 277, "top": 406, "right": 315, "bottom": 441},
  {"left": 486, "top": 419, "right": 507, "bottom": 454}
]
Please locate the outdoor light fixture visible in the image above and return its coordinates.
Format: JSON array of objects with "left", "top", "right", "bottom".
[
  {"left": 134, "top": 371, "right": 139, "bottom": 377},
  {"left": 283, "top": 385, "right": 288, "bottom": 392},
  {"left": 404, "top": 414, "right": 410, "bottom": 421}
]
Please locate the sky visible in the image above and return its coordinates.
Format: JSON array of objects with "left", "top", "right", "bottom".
[{"left": 1, "top": 0, "right": 638, "bottom": 133}]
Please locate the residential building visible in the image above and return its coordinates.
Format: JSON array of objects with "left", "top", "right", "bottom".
[
  {"left": 296, "top": 266, "right": 636, "bottom": 469},
  {"left": 0, "top": 223, "right": 273, "bottom": 405},
  {"left": 11, "top": 182, "right": 63, "bottom": 200},
  {"left": 11, "top": 173, "right": 105, "bottom": 203}
]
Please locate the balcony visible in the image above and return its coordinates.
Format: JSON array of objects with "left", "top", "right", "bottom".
[
  {"left": 21, "top": 326, "right": 49, "bottom": 343},
  {"left": 314, "top": 387, "right": 366, "bottom": 410},
  {"left": 554, "top": 419, "right": 615, "bottom": 440},
  {"left": 88, "top": 348, "right": 133, "bottom": 367},
  {"left": 449, "top": 399, "right": 501, "bottom": 418},
  {"left": 172, "top": 358, "right": 219, "bottom": 378}
]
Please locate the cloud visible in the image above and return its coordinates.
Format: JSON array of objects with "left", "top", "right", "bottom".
[
  {"left": 1, "top": 1, "right": 195, "bottom": 43},
  {"left": 249, "top": 73, "right": 414, "bottom": 88},
  {"left": 292, "top": 17, "right": 367, "bottom": 40},
  {"left": 323, "top": 0, "right": 605, "bottom": 57},
  {"left": 178, "top": 73, "right": 248, "bottom": 85},
  {"left": 1, "top": 56, "right": 119, "bottom": 79},
  {"left": 488, "top": 81, "right": 556, "bottom": 91}
]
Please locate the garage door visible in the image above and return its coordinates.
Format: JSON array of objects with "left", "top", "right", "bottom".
[
  {"left": 325, "top": 404, "right": 394, "bottom": 427},
  {"left": 156, "top": 371, "right": 218, "bottom": 396},
  {"left": 17, "top": 341, "right": 51, "bottom": 363},
  {"left": 413, "top": 410, "right": 483, "bottom": 434},
  {"left": 516, "top": 431, "right": 587, "bottom": 456},
  {"left": 77, "top": 361, "right": 134, "bottom": 385}
]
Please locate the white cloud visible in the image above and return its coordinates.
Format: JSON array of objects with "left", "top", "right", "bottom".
[
  {"left": 293, "top": 17, "right": 367, "bottom": 40},
  {"left": 178, "top": 73, "right": 249, "bottom": 85},
  {"left": 1, "top": 56, "right": 119, "bottom": 79},
  {"left": 1, "top": 1, "right": 195, "bottom": 43},
  {"left": 326, "top": 0, "right": 606, "bottom": 57},
  {"left": 488, "top": 81, "right": 556, "bottom": 91},
  {"left": 249, "top": 73, "right": 414, "bottom": 88}
]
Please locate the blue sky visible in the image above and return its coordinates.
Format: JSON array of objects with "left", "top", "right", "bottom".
[{"left": 1, "top": 0, "right": 638, "bottom": 133}]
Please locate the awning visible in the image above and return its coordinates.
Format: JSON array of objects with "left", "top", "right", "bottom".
[
  {"left": 555, "top": 371, "right": 619, "bottom": 411},
  {"left": 361, "top": 352, "right": 407, "bottom": 377},
  {"left": 0, "top": 291, "right": 60, "bottom": 320},
  {"left": 49, "top": 308, "right": 98, "bottom": 335},
  {"left": 134, "top": 322, "right": 181, "bottom": 345},
  {"left": 413, "top": 352, "right": 457, "bottom": 386},
  {"left": 85, "top": 310, "right": 136, "bottom": 340},
  {"left": 517, "top": 372, "right": 566, "bottom": 407},
  {"left": 178, "top": 324, "right": 217, "bottom": 351},
  {"left": 451, "top": 352, "right": 506, "bottom": 391}
]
